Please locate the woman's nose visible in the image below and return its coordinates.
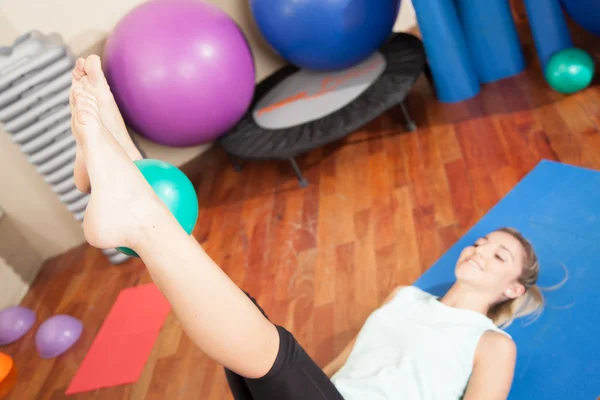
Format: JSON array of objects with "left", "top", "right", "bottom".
[{"left": 475, "top": 244, "right": 491, "bottom": 258}]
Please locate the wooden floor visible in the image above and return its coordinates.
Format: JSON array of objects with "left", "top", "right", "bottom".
[{"left": 2, "top": 21, "right": 600, "bottom": 400}]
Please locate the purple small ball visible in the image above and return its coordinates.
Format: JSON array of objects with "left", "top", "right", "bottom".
[
  {"left": 35, "top": 315, "right": 83, "bottom": 358},
  {"left": 0, "top": 306, "right": 36, "bottom": 345}
]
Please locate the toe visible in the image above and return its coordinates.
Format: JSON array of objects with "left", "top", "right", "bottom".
[
  {"left": 72, "top": 58, "right": 86, "bottom": 80},
  {"left": 71, "top": 77, "right": 83, "bottom": 93},
  {"left": 70, "top": 83, "right": 82, "bottom": 107},
  {"left": 84, "top": 55, "right": 107, "bottom": 87},
  {"left": 70, "top": 79, "right": 83, "bottom": 104},
  {"left": 71, "top": 77, "right": 83, "bottom": 92}
]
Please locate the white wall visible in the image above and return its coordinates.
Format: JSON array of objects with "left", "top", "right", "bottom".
[
  {"left": 0, "top": 257, "right": 30, "bottom": 309},
  {"left": 0, "top": 207, "right": 42, "bottom": 308}
]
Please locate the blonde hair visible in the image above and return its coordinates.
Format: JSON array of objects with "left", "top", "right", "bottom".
[{"left": 487, "top": 227, "right": 544, "bottom": 328}]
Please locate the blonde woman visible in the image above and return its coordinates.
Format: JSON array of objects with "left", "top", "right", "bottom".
[{"left": 69, "top": 55, "right": 543, "bottom": 400}]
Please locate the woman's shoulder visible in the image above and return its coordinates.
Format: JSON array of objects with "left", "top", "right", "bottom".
[
  {"left": 474, "top": 331, "right": 517, "bottom": 371},
  {"left": 479, "top": 331, "right": 516, "bottom": 353}
]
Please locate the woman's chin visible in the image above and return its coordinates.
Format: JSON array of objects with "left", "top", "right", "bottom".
[{"left": 455, "top": 264, "right": 483, "bottom": 283}]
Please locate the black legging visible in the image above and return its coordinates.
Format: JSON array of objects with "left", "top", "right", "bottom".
[{"left": 225, "top": 293, "right": 345, "bottom": 400}]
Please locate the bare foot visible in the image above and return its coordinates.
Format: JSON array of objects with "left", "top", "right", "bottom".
[
  {"left": 70, "top": 71, "right": 91, "bottom": 194},
  {"left": 70, "top": 88, "right": 164, "bottom": 250},
  {"left": 71, "top": 55, "right": 143, "bottom": 193}
]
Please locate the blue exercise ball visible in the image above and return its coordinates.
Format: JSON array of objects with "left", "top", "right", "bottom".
[
  {"left": 561, "top": 0, "right": 600, "bottom": 36},
  {"left": 250, "top": 0, "right": 401, "bottom": 71}
]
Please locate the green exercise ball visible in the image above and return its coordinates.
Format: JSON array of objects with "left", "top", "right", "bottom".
[
  {"left": 118, "top": 159, "right": 199, "bottom": 257},
  {"left": 545, "top": 48, "right": 595, "bottom": 94}
]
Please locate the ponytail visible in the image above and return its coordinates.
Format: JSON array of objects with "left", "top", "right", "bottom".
[{"left": 488, "top": 285, "right": 544, "bottom": 328}]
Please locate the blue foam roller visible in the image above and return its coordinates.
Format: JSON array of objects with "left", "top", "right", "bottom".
[
  {"left": 414, "top": 160, "right": 600, "bottom": 399},
  {"left": 524, "top": 0, "right": 573, "bottom": 69},
  {"left": 456, "top": 0, "right": 525, "bottom": 83},
  {"left": 412, "top": 0, "right": 480, "bottom": 103}
]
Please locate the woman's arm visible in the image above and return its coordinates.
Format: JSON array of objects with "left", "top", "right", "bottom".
[
  {"left": 463, "top": 331, "right": 517, "bottom": 400},
  {"left": 323, "top": 335, "right": 357, "bottom": 378},
  {"left": 323, "top": 286, "right": 405, "bottom": 378}
]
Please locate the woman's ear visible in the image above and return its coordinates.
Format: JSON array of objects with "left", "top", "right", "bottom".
[{"left": 504, "top": 282, "right": 525, "bottom": 299}]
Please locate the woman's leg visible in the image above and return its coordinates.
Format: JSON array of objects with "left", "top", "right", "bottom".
[
  {"left": 225, "top": 371, "right": 254, "bottom": 400},
  {"left": 70, "top": 60, "right": 344, "bottom": 398},
  {"left": 129, "top": 209, "right": 280, "bottom": 379},
  {"left": 244, "top": 326, "right": 345, "bottom": 400},
  {"left": 227, "top": 293, "right": 345, "bottom": 400},
  {"left": 223, "top": 292, "right": 269, "bottom": 400},
  {"left": 70, "top": 83, "right": 278, "bottom": 379}
]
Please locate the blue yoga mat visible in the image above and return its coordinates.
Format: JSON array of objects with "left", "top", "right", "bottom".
[{"left": 414, "top": 160, "right": 599, "bottom": 400}]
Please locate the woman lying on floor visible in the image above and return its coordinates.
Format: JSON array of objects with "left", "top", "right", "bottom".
[{"left": 68, "top": 55, "right": 543, "bottom": 400}]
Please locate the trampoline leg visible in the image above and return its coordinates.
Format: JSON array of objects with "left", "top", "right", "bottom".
[
  {"left": 289, "top": 158, "right": 308, "bottom": 188},
  {"left": 228, "top": 154, "right": 243, "bottom": 172},
  {"left": 399, "top": 102, "right": 417, "bottom": 132}
]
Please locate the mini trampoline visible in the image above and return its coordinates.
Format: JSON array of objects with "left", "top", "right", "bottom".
[{"left": 218, "top": 33, "right": 430, "bottom": 187}]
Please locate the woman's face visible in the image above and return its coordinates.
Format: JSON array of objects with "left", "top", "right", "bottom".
[{"left": 455, "top": 230, "right": 527, "bottom": 300}]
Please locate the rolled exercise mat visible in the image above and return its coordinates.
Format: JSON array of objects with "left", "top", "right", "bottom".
[
  {"left": 412, "top": 0, "right": 480, "bottom": 102},
  {"left": 456, "top": 0, "right": 525, "bottom": 83},
  {"left": 524, "top": 0, "right": 573, "bottom": 69}
]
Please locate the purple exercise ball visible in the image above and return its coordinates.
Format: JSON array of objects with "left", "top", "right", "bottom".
[
  {"left": 35, "top": 315, "right": 83, "bottom": 358},
  {"left": 104, "top": 0, "right": 256, "bottom": 147},
  {"left": 0, "top": 307, "right": 36, "bottom": 346}
]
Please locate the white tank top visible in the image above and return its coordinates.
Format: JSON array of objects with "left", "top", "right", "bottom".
[{"left": 330, "top": 286, "right": 510, "bottom": 400}]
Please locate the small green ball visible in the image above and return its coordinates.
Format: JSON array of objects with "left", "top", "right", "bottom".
[
  {"left": 118, "top": 159, "right": 199, "bottom": 258},
  {"left": 545, "top": 48, "right": 595, "bottom": 94}
]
